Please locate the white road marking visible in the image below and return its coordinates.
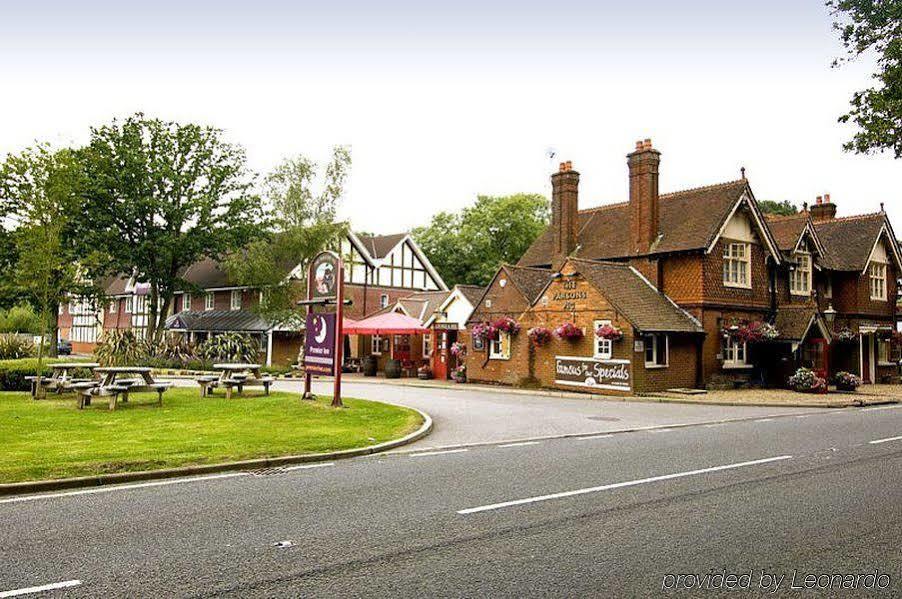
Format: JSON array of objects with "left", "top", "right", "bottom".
[
  {"left": 0, "top": 580, "right": 82, "bottom": 597},
  {"left": 865, "top": 404, "right": 901, "bottom": 411},
  {"left": 648, "top": 429, "right": 672, "bottom": 434},
  {"left": 497, "top": 441, "right": 541, "bottom": 448},
  {"left": 869, "top": 435, "right": 902, "bottom": 445},
  {"left": 794, "top": 415, "right": 809, "bottom": 419},
  {"left": 457, "top": 455, "right": 793, "bottom": 515},
  {"left": 410, "top": 449, "right": 469, "bottom": 457},
  {"left": 577, "top": 434, "right": 614, "bottom": 440},
  {"left": 0, "top": 472, "right": 247, "bottom": 505},
  {"left": 703, "top": 423, "right": 722, "bottom": 428},
  {"left": 284, "top": 462, "right": 334, "bottom": 472},
  {"left": 755, "top": 418, "right": 774, "bottom": 422}
]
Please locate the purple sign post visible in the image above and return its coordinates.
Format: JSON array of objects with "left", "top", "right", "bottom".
[
  {"left": 303, "top": 313, "right": 337, "bottom": 375},
  {"left": 301, "top": 251, "right": 345, "bottom": 407}
]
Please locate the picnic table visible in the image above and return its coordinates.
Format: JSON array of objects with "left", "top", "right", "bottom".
[
  {"left": 75, "top": 366, "right": 172, "bottom": 411},
  {"left": 196, "top": 363, "right": 273, "bottom": 399},
  {"left": 27, "top": 362, "right": 100, "bottom": 398}
]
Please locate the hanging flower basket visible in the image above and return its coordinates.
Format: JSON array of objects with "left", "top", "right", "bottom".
[
  {"left": 528, "top": 326, "right": 552, "bottom": 347},
  {"left": 722, "top": 320, "right": 780, "bottom": 343},
  {"left": 471, "top": 322, "right": 498, "bottom": 342},
  {"left": 554, "top": 322, "right": 584, "bottom": 341},
  {"left": 492, "top": 316, "right": 521, "bottom": 336},
  {"left": 788, "top": 367, "right": 827, "bottom": 394},
  {"left": 450, "top": 342, "right": 466, "bottom": 357},
  {"left": 835, "top": 327, "right": 858, "bottom": 343},
  {"left": 595, "top": 324, "right": 623, "bottom": 341}
]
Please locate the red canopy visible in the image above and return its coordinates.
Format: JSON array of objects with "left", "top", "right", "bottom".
[{"left": 342, "top": 312, "right": 428, "bottom": 335}]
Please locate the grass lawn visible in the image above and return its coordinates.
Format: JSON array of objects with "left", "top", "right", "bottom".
[{"left": 0, "top": 388, "right": 423, "bottom": 484}]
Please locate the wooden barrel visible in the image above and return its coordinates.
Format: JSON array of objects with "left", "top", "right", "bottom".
[
  {"left": 384, "top": 359, "right": 402, "bottom": 379},
  {"left": 363, "top": 355, "right": 378, "bottom": 377}
]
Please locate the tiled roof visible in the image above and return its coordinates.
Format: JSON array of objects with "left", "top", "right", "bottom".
[
  {"left": 357, "top": 233, "right": 407, "bottom": 259},
  {"left": 504, "top": 264, "right": 554, "bottom": 304},
  {"left": 455, "top": 284, "right": 486, "bottom": 306},
  {"left": 572, "top": 259, "right": 703, "bottom": 334},
  {"left": 519, "top": 180, "right": 750, "bottom": 266},
  {"left": 179, "top": 257, "right": 236, "bottom": 288},
  {"left": 164, "top": 310, "right": 270, "bottom": 332},
  {"left": 399, "top": 290, "right": 451, "bottom": 323},
  {"left": 765, "top": 212, "right": 810, "bottom": 252},
  {"left": 774, "top": 305, "right": 822, "bottom": 341},
  {"left": 814, "top": 213, "right": 887, "bottom": 271}
]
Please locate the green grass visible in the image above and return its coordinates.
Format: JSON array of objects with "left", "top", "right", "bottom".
[{"left": 0, "top": 388, "right": 422, "bottom": 484}]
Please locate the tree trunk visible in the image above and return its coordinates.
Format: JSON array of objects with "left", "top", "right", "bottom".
[
  {"left": 47, "top": 300, "right": 59, "bottom": 358},
  {"left": 147, "top": 285, "right": 159, "bottom": 343}
]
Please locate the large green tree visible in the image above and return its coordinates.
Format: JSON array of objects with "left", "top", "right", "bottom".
[
  {"left": 828, "top": 0, "right": 902, "bottom": 157},
  {"left": 758, "top": 199, "right": 798, "bottom": 216},
  {"left": 81, "top": 114, "right": 264, "bottom": 341},
  {"left": 0, "top": 145, "right": 91, "bottom": 372},
  {"left": 413, "top": 193, "right": 550, "bottom": 287},
  {"left": 225, "top": 147, "right": 351, "bottom": 327}
]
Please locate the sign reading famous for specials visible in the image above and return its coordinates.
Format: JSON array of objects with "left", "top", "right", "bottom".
[
  {"left": 310, "top": 252, "right": 339, "bottom": 300},
  {"left": 554, "top": 356, "right": 631, "bottom": 391}
]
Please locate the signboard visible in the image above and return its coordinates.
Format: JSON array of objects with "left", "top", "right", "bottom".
[
  {"left": 304, "top": 313, "right": 337, "bottom": 375},
  {"left": 310, "top": 253, "right": 339, "bottom": 300},
  {"left": 434, "top": 322, "right": 459, "bottom": 331},
  {"left": 554, "top": 356, "right": 631, "bottom": 391}
]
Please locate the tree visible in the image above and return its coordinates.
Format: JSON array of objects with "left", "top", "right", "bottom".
[
  {"left": 224, "top": 147, "right": 352, "bottom": 327},
  {"left": 758, "top": 199, "right": 798, "bottom": 216},
  {"left": 413, "top": 193, "right": 549, "bottom": 287},
  {"left": 828, "top": 0, "right": 902, "bottom": 157},
  {"left": 81, "top": 114, "right": 264, "bottom": 342},
  {"left": 0, "top": 146, "right": 89, "bottom": 384}
]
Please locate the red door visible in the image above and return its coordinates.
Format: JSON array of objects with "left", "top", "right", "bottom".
[
  {"left": 862, "top": 335, "right": 872, "bottom": 384},
  {"left": 809, "top": 338, "right": 829, "bottom": 380},
  {"left": 432, "top": 331, "right": 448, "bottom": 380}
]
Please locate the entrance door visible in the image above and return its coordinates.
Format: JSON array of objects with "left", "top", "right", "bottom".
[
  {"left": 802, "top": 338, "right": 829, "bottom": 380},
  {"left": 433, "top": 331, "right": 448, "bottom": 380},
  {"left": 861, "top": 334, "right": 874, "bottom": 384}
]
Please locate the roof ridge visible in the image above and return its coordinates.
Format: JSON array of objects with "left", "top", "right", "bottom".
[
  {"left": 765, "top": 212, "right": 809, "bottom": 222},
  {"left": 577, "top": 201, "right": 629, "bottom": 215},
  {"left": 569, "top": 257, "right": 629, "bottom": 268},
  {"left": 815, "top": 212, "right": 883, "bottom": 224},
  {"left": 574, "top": 179, "right": 746, "bottom": 215},
  {"left": 504, "top": 263, "right": 552, "bottom": 273}
]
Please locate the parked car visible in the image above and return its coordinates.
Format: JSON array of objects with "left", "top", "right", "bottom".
[{"left": 57, "top": 339, "right": 72, "bottom": 355}]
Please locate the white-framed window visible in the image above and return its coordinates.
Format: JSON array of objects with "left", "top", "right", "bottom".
[
  {"left": 722, "top": 337, "right": 749, "bottom": 369},
  {"left": 869, "top": 262, "right": 887, "bottom": 300},
  {"left": 371, "top": 334, "right": 383, "bottom": 355},
  {"left": 878, "top": 339, "right": 892, "bottom": 365},
  {"left": 204, "top": 293, "right": 214, "bottom": 311},
  {"left": 230, "top": 290, "right": 242, "bottom": 311},
  {"left": 643, "top": 334, "right": 668, "bottom": 368},
  {"left": 182, "top": 293, "right": 191, "bottom": 312},
  {"left": 109, "top": 300, "right": 117, "bottom": 314},
  {"left": 125, "top": 296, "right": 133, "bottom": 314},
  {"left": 380, "top": 294, "right": 389, "bottom": 309},
  {"left": 790, "top": 253, "right": 812, "bottom": 296},
  {"left": 722, "top": 242, "right": 751, "bottom": 288},
  {"left": 423, "top": 333, "right": 433, "bottom": 358},
  {"left": 594, "top": 320, "right": 613, "bottom": 360},
  {"left": 489, "top": 332, "right": 510, "bottom": 360}
]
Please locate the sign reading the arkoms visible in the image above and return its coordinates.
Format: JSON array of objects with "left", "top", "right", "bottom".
[{"left": 554, "top": 356, "right": 631, "bottom": 391}]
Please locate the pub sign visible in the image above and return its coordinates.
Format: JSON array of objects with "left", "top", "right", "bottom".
[{"left": 554, "top": 356, "right": 631, "bottom": 391}]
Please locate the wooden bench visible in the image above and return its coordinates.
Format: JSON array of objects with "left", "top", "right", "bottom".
[
  {"left": 75, "top": 380, "right": 172, "bottom": 410},
  {"left": 196, "top": 375, "right": 219, "bottom": 397}
]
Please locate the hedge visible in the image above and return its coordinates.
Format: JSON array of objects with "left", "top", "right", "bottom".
[{"left": 0, "top": 358, "right": 93, "bottom": 392}]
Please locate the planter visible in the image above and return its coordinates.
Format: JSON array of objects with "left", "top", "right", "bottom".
[
  {"left": 452, "top": 375, "right": 467, "bottom": 384},
  {"left": 417, "top": 370, "right": 432, "bottom": 380},
  {"left": 362, "top": 355, "right": 377, "bottom": 377},
  {"left": 384, "top": 359, "right": 402, "bottom": 379}
]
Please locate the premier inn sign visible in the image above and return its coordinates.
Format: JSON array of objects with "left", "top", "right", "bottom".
[{"left": 554, "top": 356, "right": 631, "bottom": 391}]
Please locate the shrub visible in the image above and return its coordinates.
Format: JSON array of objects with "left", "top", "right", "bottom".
[
  {"left": 788, "top": 367, "right": 826, "bottom": 393},
  {"left": 197, "top": 332, "right": 261, "bottom": 363},
  {"left": 0, "top": 304, "right": 44, "bottom": 335},
  {"left": 833, "top": 371, "right": 861, "bottom": 391},
  {"left": 152, "top": 335, "right": 196, "bottom": 365},
  {"left": 94, "top": 330, "right": 151, "bottom": 366},
  {"left": 0, "top": 334, "right": 34, "bottom": 360},
  {"left": 0, "top": 358, "right": 92, "bottom": 391}
]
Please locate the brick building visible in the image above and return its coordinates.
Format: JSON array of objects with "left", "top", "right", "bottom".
[{"left": 464, "top": 140, "right": 901, "bottom": 394}]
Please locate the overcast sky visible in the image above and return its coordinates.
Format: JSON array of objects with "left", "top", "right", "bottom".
[{"left": 1, "top": 1, "right": 896, "bottom": 233}]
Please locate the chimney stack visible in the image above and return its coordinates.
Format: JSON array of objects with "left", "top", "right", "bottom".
[
  {"left": 810, "top": 193, "right": 837, "bottom": 221},
  {"left": 550, "top": 161, "right": 580, "bottom": 270},
  {"left": 627, "top": 138, "right": 661, "bottom": 255}
]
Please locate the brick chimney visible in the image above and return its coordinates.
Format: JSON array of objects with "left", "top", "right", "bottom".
[
  {"left": 550, "top": 161, "right": 579, "bottom": 271},
  {"left": 810, "top": 193, "right": 837, "bottom": 221},
  {"left": 628, "top": 139, "right": 661, "bottom": 254}
]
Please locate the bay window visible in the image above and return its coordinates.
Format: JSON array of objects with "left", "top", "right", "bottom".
[{"left": 723, "top": 242, "right": 751, "bottom": 288}]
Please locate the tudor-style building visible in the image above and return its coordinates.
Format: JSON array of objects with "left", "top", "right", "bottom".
[{"left": 464, "top": 140, "right": 901, "bottom": 394}]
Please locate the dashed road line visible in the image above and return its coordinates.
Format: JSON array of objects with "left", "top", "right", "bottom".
[
  {"left": 410, "top": 449, "right": 469, "bottom": 457},
  {"left": 576, "top": 434, "right": 614, "bottom": 441},
  {"left": 457, "top": 455, "right": 793, "bottom": 515},
  {"left": 284, "top": 462, "right": 335, "bottom": 472},
  {"left": 0, "top": 580, "right": 82, "bottom": 598},
  {"left": 497, "top": 441, "right": 542, "bottom": 448},
  {"left": 755, "top": 418, "right": 774, "bottom": 423}
]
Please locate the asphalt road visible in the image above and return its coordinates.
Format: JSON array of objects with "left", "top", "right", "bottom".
[{"left": 2, "top": 402, "right": 901, "bottom": 597}]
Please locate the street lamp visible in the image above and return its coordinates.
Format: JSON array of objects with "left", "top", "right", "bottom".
[{"left": 824, "top": 304, "right": 836, "bottom": 327}]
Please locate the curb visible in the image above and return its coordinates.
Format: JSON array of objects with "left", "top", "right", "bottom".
[{"left": 0, "top": 405, "right": 433, "bottom": 497}]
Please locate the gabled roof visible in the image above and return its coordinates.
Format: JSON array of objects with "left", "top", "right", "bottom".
[
  {"left": 569, "top": 258, "right": 703, "bottom": 334},
  {"left": 814, "top": 213, "right": 901, "bottom": 272},
  {"left": 356, "top": 233, "right": 408, "bottom": 259},
  {"left": 455, "top": 285, "right": 486, "bottom": 306},
  {"left": 519, "top": 179, "right": 780, "bottom": 266},
  {"left": 504, "top": 264, "right": 554, "bottom": 304},
  {"left": 179, "top": 257, "right": 237, "bottom": 289},
  {"left": 164, "top": 310, "right": 270, "bottom": 332},
  {"left": 764, "top": 212, "right": 826, "bottom": 256},
  {"left": 398, "top": 290, "right": 451, "bottom": 323},
  {"left": 774, "top": 305, "right": 830, "bottom": 342}
]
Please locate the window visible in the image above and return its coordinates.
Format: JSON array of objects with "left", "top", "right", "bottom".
[
  {"left": 109, "top": 301, "right": 117, "bottom": 314},
  {"left": 182, "top": 293, "right": 191, "bottom": 312},
  {"left": 722, "top": 337, "right": 749, "bottom": 368},
  {"left": 230, "top": 290, "right": 241, "bottom": 311},
  {"left": 423, "top": 333, "right": 433, "bottom": 358},
  {"left": 125, "top": 297, "right": 133, "bottom": 314},
  {"left": 472, "top": 334, "right": 485, "bottom": 351},
  {"left": 790, "top": 253, "right": 811, "bottom": 296},
  {"left": 204, "top": 293, "right": 214, "bottom": 311},
  {"left": 824, "top": 276, "right": 833, "bottom": 299},
  {"left": 380, "top": 294, "right": 389, "bottom": 309},
  {"left": 869, "top": 262, "right": 887, "bottom": 301},
  {"left": 643, "top": 334, "right": 668, "bottom": 367},
  {"left": 878, "top": 339, "right": 892, "bottom": 365},
  {"left": 722, "top": 242, "right": 751, "bottom": 288},
  {"left": 489, "top": 332, "right": 510, "bottom": 360},
  {"left": 371, "top": 335, "right": 383, "bottom": 355},
  {"left": 594, "top": 320, "right": 612, "bottom": 360}
]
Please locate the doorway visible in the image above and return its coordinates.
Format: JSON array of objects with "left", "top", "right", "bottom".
[
  {"left": 432, "top": 329, "right": 458, "bottom": 380},
  {"left": 860, "top": 334, "right": 875, "bottom": 384}
]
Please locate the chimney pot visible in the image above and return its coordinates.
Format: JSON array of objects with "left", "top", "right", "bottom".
[
  {"left": 643, "top": 138, "right": 652, "bottom": 149},
  {"left": 816, "top": 196, "right": 822, "bottom": 205},
  {"left": 565, "top": 160, "right": 572, "bottom": 171},
  {"left": 824, "top": 193, "right": 831, "bottom": 203},
  {"left": 559, "top": 162, "right": 566, "bottom": 172}
]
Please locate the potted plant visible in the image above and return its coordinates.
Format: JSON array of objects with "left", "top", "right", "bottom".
[
  {"left": 788, "top": 367, "right": 827, "bottom": 394},
  {"left": 528, "top": 326, "right": 552, "bottom": 347},
  {"left": 595, "top": 324, "right": 623, "bottom": 341},
  {"left": 452, "top": 364, "right": 467, "bottom": 383},
  {"left": 833, "top": 371, "right": 861, "bottom": 392},
  {"left": 417, "top": 363, "right": 432, "bottom": 380},
  {"left": 554, "top": 322, "right": 584, "bottom": 341},
  {"left": 450, "top": 342, "right": 466, "bottom": 358}
]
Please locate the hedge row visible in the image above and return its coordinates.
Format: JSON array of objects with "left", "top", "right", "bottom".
[{"left": 0, "top": 358, "right": 93, "bottom": 392}]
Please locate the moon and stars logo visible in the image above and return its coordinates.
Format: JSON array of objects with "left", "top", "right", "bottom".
[{"left": 313, "top": 315, "right": 328, "bottom": 344}]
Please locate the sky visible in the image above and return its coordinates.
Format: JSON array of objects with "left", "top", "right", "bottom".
[{"left": 0, "top": 1, "right": 897, "bottom": 233}]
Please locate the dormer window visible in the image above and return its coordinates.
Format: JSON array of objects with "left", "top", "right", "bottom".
[
  {"left": 869, "top": 262, "right": 887, "bottom": 301},
  {"left": 723, "top": 242, "right": 751, "bottom": 288},
  {"left": 790, "top": 253, "right": 812, "bottom": 296}
]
